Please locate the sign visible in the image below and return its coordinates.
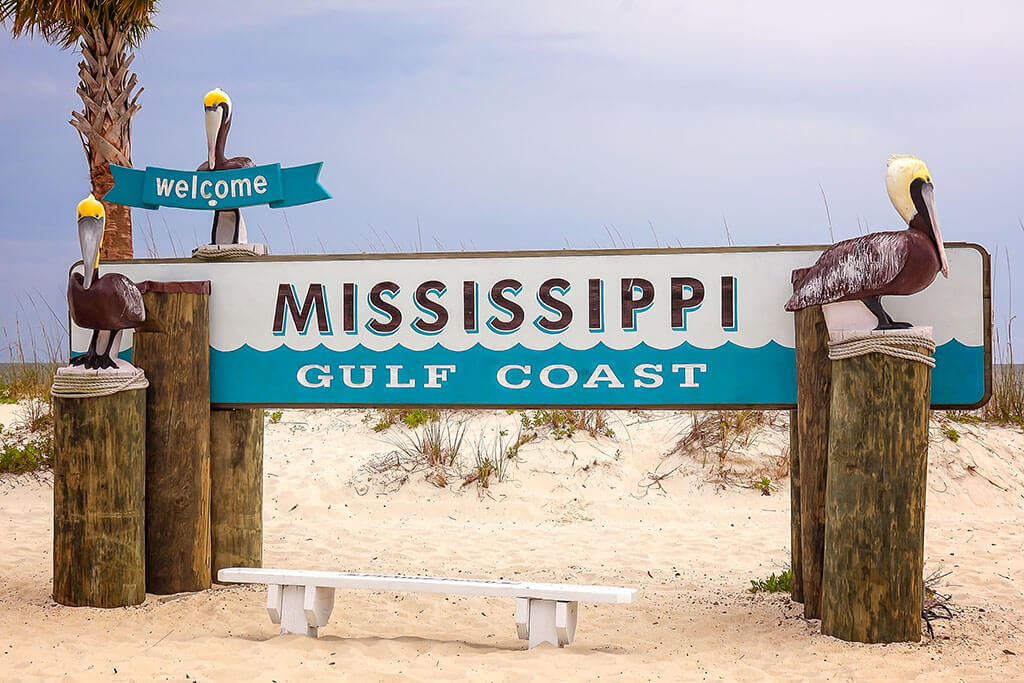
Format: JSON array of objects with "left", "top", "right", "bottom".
[
  {"left": 103, "top": 163, "right": 330, "bottom": 210},
  {"left": 70, "top": 244, "right": 991, "bottom": 409}
]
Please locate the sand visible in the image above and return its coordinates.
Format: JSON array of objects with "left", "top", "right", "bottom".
[{"left": 1, "top": 403, "right": 1023, "bottom": 681}]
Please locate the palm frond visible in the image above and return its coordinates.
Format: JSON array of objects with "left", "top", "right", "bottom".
[{"left": 1, "top": 0, "right": 158, "bottom": 48}]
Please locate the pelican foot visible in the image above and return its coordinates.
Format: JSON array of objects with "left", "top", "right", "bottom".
[
  {"left": 92, "top": 353, "right": 119, "bottom": 370},
  {"left": 69, "top": 355, "right": 89, "bottom": 367},
  {"left": 873, "top": 321, "right": 914, "bottom": 330}
]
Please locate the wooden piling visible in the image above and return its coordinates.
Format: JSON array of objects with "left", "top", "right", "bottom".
[
  {"left": 789, "top": 408, "right": 803, "bottom": 604},
  {"left": 821, "top": 338, "right": 932, "bottom": 643},
  {"left": 211, "top": 408, "right": 264, "bottom": 577},
  {"left": 133, "top": 280, "right": 212, "bottom": 594},
  {"left": 793, "top": 301, "right": 831, "bottom": 619},
  {"left": 52, "top": 389, "right": 146, "bottom": 607}
]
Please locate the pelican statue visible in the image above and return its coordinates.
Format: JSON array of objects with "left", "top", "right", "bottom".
[
  {"left": 785, "top": 155, "right": 949, "bottom": 330},
  {"left": 199, "top": 88, "right": 254, "bottom": 245},
  {"left": 68, "top": 195, "right": 146, "bottom": 370}
]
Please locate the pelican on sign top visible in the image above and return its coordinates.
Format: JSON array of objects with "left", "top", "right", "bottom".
[
  {"left": 200, "top": 87, "right": 254, "bottom": 245},
  {"left": 67, "top": 195, "right": 146, "bottom": 370},
  {"left": 785, "top": 155, "right": 949, "bottom": 330}
]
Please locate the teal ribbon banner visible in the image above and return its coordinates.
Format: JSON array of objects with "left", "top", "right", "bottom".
[{"left": 103, "top": 163, "right": 330, "bottom": 210}]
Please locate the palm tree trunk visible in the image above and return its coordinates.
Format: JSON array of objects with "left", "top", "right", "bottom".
[{"left": 69, "top": 22, "right": 142, "bottom": 260}]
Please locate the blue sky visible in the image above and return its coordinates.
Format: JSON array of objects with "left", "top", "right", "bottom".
[{"left": 1, "top": 1, "right": 1021, "bottom": 359}]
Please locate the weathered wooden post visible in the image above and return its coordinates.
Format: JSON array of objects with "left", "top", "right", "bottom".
[
  {"left": 52, "top": 386, "right": 147, "bottom": 607},
  {"left": 133, "top": 280, "right": 213, "bottom": 594},
  {"left": 821, "top": 329, "right": 933, "bottom": 642},
  {"left": 211, "top": 407, "right": 264, "bottom": 577},
  {"left": 792, "top": 291, "right": 831, "bottom": 618},
  {"left": 788, "top": 408, "right": 803, "bottom": 604}
]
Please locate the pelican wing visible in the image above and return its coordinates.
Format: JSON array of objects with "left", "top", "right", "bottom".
[
  {"left": 113, "top": 276, "right": 146, "bottom": 324},
  {"left": 785, "top": 232, "right": 909, "bottom": 310}
]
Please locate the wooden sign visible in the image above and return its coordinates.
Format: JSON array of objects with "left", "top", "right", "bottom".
[{"left": 70, "top": 244, "right": 990, "bottom": 409}]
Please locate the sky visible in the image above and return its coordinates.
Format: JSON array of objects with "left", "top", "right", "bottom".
[{"left": 1, "top": 1, "right": 1021, "bottom": 360}]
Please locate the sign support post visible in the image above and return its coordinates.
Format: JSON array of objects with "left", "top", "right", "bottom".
[
  {"left": 821, "top": 330, "right": 933, "bottom": 642},
  {"left": 134, "top": 280, "right": 213, "bottom": 594},
  {"left": 52, "top": 389, "right": 147, "bottom": 607},
  {"left": 792, "top": 294, "right": 832, "bottom": 619}
]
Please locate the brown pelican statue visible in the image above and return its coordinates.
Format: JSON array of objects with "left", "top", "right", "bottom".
[
  {"left": 199, "top": 88, "right": 254, "bottom": 244},
  {"left": 785, "top": 155, "right": 949, "bottom": 330},
  {"left": 68, "top": 195, "right": 146, "bottom": 370}
]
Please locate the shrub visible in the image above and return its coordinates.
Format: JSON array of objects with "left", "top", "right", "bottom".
[
  {"left": 466, "top": 428, "right": 520, "bottom": 489},
  {"left": 749, "top": 570, "right": 792, "bottom": 593},
  {"left": 384, "top": 413, "right": 466, "bottom": 468},
  {"left": 521, "top": 409, "right": 614, "bottom": 439}
]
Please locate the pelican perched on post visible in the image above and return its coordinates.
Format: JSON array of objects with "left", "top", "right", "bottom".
[
  {"left": 199, "top": 88, "right": 254, "bottom": 245},
  {"left": 68, "top": 195, "right": 145, "bottom": 370},
  {"left": 785, "top": 155, "right": 949, "bottom": 330}
]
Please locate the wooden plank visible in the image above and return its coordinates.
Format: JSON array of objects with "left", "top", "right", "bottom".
[
  {"left": 821, "top": 339, "right": 931, "bottom": 643},
  {"left": 52, "top": 389, "right": 146, "bottom": 607},
  {"left": 211, "top": 408, "right": 263, "bottom": 578},
  {"left": 133, "top": 282, "right": 212, "bottom": 594},
  {"left": 789, "top": 408, "right": 803, "bottom": 604},
  {"left": 793, "top": 301, "right": 831, "bottom": 619},
  {"left": 218, "top": 568, "right": 637, "bottom": 604}
]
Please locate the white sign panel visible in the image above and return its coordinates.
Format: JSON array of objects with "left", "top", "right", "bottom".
[{"left": 70, "top": 244, "right": 990, "bottom": 408}]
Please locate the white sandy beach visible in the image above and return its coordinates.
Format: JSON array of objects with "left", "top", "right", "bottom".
[{"left": 2, "top": 403, "right": 1023, "bottom": 681}]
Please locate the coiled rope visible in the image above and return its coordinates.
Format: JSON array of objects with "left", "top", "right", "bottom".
[
  {"left": 827, "top": 332, "right": 936, "bottom": 368},
  {"left": 191, "top": 244, "right": 268, "bottom": 260},
  {"left": 51, "top": 367, "right": 149, "bottom": 398}
]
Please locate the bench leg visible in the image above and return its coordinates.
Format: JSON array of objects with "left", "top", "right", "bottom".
[
  {"left": 516, "top": 598, "right": 580, "bottom": 648},
  {"left": 267, "top": 585, "right": 335, "bottom": 637}
]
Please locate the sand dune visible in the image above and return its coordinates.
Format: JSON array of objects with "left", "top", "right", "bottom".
[{"left": 1, "top": 405, "right": 1022, "bottom": 681}]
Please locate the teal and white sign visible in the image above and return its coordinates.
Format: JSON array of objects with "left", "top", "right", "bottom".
[
  {"left": 103, "top": 163, "right": 330, "bottom": 210},
  {"left": 70, "top": 245, "right": 991, "bottom": 409}
]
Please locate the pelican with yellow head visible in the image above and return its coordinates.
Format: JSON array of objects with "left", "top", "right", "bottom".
[
  {"left": 68, "top": 195, "right": 146, "bottom": 370},
  {"left": 200, "top": 88, "right": 255, "bottom": 245},
  {"left": 786, "top": 155, "right": 949, "bottom": 330}
]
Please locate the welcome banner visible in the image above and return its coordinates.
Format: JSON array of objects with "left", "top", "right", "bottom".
[
  {"left": 70, "top": 245, "right": 990, "bottom": 409},
  {"left": 103, "top": 163, "right": 330, "bottom": 210}
]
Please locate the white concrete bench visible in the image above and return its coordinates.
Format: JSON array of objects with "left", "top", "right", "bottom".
[{"left": 218, "top": 567, "right": 637, "bottom": 648}]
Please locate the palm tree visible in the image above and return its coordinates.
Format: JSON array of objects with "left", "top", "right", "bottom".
[{"left": 2, "top": 1, "right": 159, "bottom": 259}]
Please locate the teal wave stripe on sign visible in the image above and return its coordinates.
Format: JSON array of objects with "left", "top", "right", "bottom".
[
  {"left": 103, "top": 163, "right": 330, "bottom": 210},
  {"left": 206, "top": 340, "right": 985, "bottom": 408}
]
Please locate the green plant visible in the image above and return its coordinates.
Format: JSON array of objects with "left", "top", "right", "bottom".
[
  {"left": 521, "top": 409, "right": 614, "bottom": 439},
  {"left": 753, "top": 476, "right": 773, "bottom": 495},
  {"left": 466, "top": 429, "right": 519, "bottom": 488},
  {"left": 0, "top": 439, "right": 52, "bottom": 473},
  {"left": 269, "top": 410, "right": 283, "bottom": 424},
  {"left": 402, "top": 408, "right": 438, "bottom": 429},
  {"left": 749, "top": 570, "right": 792, "bottom": 593},
  {"left": 366, "top": 408, "right": 439, "bottom": 432},
  {"left": 0, "top": 403, "right": 54, "bottom": 474},
  {"left": 942, "top": 426, "right": 960, "bottom": 443},
  {"left": 384, "top": 414, "right": 466, "bottom": 468}
]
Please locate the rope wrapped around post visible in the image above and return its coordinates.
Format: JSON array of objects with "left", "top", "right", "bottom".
[
  {"left": 51, "top": 367, "right": 149, "bottom": 398},
  {"left": 827, "top": 332, "right": 936, "bottom": 368}
]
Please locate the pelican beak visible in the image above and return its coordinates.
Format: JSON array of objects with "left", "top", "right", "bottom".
[
  {"left": 77, "top": 216, "right": 103, "bottom": 288},
  {"left": 205, "top": 105, "right": 222, "bottom": 169},
  {"left": 920, "top": 182, "right": 949, "bottom": 278}
]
